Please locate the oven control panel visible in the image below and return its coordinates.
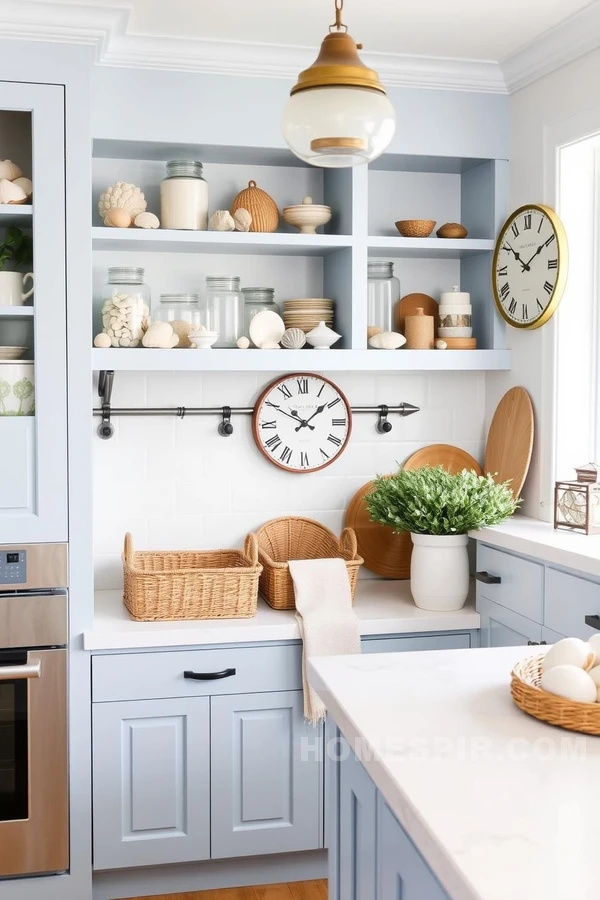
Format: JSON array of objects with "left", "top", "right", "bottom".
[{"left": 0, "top": 550, "right": 26, "bottom": 584}]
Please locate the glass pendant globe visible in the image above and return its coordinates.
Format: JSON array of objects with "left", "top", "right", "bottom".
[{"left": 282, "top": 86, "right": 396, "bottom": 168}]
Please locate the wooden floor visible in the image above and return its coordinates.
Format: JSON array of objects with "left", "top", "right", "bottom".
[{"left": 130, "top": 879, "right": 328, "bottom": 900}]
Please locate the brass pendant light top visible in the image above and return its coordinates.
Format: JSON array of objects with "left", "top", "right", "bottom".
[{"left": 290, "top": 0, "right": 387, "bottom": 96}]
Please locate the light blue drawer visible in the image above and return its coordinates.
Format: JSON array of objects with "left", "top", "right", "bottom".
[
  {"left": 93, "top": 644, "right": 302, "bottom": 702},
  {"left": 476, "top": 545, "right": 543, "bottom": 622},
  {"left": 545, "top": 568, "right": 600, "bottom": 640},
  {"left": 362, "top": 633, "right": 471, "bottom": 653}
]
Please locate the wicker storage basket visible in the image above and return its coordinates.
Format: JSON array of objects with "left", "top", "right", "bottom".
[
  {"left": 511, "top": 654, "right": 600, "bottom": 736},
  {"left": 253, "top": 516, "right": 363, "bottom": 610},
  {"left": 123, "top": 532, "right": 262, "bottom": 621}
]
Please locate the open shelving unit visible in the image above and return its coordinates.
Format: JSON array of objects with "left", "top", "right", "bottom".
[{"left": 91, "top": 139, "right": 510, "bottom": 373}]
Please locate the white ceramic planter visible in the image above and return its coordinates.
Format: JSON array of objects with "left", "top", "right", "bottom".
[
  {"left": 0, "top": 271, "right": 34, "bottom": 306},
  {"left": 410, "top": 533, "right": 469, "bottom": 611},
  {"left": 0, "top": 362, "right": 35, "bottom": 415}
]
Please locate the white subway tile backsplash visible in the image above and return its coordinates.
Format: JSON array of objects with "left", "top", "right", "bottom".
[{"left": 93, "top": 370, "right": 488, "bottom": 589}]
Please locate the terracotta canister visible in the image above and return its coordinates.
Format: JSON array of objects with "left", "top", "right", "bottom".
[
  {"left": 405, "top": 307, "right": 435, "bottom": 349},
  {"left": 230, "top": 180, "right": 279, "bottom": 233}
]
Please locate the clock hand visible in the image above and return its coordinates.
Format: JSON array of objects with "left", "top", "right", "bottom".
[
  {"left": 290, "top": 409, "right": 314, "bottom": 430},
  {"left": 503, "top": 242, "right": 530, "bottom": 272},
  {"left": 522, "top": 244, "right": 545, "bottom": 269},
  {"left": 295, "top": 404, "right": 326, "bottom": 432}
]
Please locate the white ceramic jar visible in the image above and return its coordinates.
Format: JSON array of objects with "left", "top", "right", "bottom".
[
  {"left": 160, "top": 160, "right": 208, "bottom": 231},
  {"left": 409, "top": 533, "right": 469, "bottom": 611}
]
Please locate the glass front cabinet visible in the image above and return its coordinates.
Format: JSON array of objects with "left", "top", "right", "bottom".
[{"left": 0, "top": 82, "right": 67, "bottom": 543}]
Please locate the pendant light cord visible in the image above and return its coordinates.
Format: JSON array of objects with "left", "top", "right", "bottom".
[{"left": 330, "top": 0, "right": 348, "bottom": 33}]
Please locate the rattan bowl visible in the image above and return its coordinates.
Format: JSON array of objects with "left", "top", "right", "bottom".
[
  {"left": 511, "top": 654, "right": 600, "bottom": 735},
  {"left": 395, "top": 219, "right": 436, "bottom": 238},
  {"left": 436, "top": 222, "right": 468, "bottom": 239}
]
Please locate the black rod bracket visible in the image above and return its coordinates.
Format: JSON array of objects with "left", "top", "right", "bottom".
[
  {"left": 376, "top": 405, "right": 392, "bottom": 434},
  {"left": 97, "top": 370, "right": 115, "bottom": 440},
  {"left": 218, "top": 406, "right": 234, "bottom": 437}
]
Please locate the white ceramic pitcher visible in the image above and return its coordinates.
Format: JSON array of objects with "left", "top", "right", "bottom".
[{"left": 0, "top": 271, "right": 34, "bottom": 306}]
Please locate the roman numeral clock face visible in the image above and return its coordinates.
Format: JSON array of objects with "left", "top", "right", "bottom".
[
  {"left": 493, "top": 204, "right": 567, "bottom": 329},
  {"left": 252, "top": 374, "right": 352, "bottom": 472}
]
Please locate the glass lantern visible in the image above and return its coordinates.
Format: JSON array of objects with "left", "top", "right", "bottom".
[{"left": 554, "top": 463, "right": 600, "bottom": 534}]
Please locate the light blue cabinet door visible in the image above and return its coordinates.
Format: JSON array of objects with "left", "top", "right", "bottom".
[
  {"left": 377, "top": 797, "right": 450, "bottom": 899},
  {"left": 478, "top": 596, "right": 542, "bottom": 647},
  {"left": 542, "top": 625, "right": 565, "bottom": 643},
  {"left": 92, "top": 697, "right": 210, "bottom": 870},
  {"left": 210, "top": 690, "right": 322, "bottom": 859},
  {"left": 338, "top": 745, "right": 377, "bottom": 900},
  {"left": 362, "top": 633, "right": 471, "bottom": 653}
]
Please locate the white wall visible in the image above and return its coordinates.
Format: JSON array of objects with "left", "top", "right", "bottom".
[
  {"left": 486, "top": 48, "right": 600, "bottom": 519},
  {"left": 94, "top": 370, "right": 485, "bottom": 589}
]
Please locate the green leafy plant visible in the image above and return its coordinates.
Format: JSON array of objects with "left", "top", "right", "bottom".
[
  {"left": 366, "top": 466, "right": 520, "bottom": 536},
  {"left": 0, "top": 227, "right": 33, "bottom": 272}
]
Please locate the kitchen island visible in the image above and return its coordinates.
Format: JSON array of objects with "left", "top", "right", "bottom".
[{"left": 309, "top": 645, "right": 600, "bottom": 900}]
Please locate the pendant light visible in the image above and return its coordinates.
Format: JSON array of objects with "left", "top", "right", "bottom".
[{"left": 282, "top": 0, "right": 396, "bottom": 167}]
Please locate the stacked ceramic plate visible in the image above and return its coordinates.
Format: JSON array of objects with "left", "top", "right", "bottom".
[
  {"left": 283, "top": 298, "right": 334, "bottom": 333},
  {"left": 0, "top": 346, "right": 27, "bottom": 360}
]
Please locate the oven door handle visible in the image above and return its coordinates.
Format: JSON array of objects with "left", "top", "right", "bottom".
[{"left": 0, "top": 658, "right": 41, "bottom": 680}]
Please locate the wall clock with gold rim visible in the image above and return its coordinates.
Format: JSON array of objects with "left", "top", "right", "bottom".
[
  {"left": 492, "top": 204, "right": 568, "bottom": 330},
  {"left": 252, "top": 373, "right": 352, "bottom": 473}
]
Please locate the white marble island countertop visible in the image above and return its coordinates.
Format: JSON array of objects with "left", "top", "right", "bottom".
[
  {"left": 84, "top": 580, "right": 479, "bottom": 650},
  {"left": 309, "top": 645, "right": 600, "bottom": 900}
]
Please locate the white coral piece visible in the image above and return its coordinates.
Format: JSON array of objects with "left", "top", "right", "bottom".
[
  {"left": 142, "top": 321, "right": 179, "bottom": 348},
  {"left": 233, "top": 208, "right": 252, "bottom": 232},
  {"left": 98, "top": 181, "right": 147, "bottom": 222},
  {"left": 209, "top": 210, "right": 235, "bottom": 231}
]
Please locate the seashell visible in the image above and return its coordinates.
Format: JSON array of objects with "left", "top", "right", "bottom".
[
  {"left": 12, "top": 177, "right": 32, "bottom": 199},
  {"left": 93, "top": 333, "right": 111, "bottom": 348},
  {"left": 0, "top": 160, "right": 22, "bottom": 181},
  {"left": 209, "top": 210, "right": 235, "bottom": 231},
  {"left": 104, "top": 207, "right": 133, "bottom": 228},
  {"left": 236, "top": 336, "right": 250, "bottom": 349},
  {"left": 281, "top": 328, "right": 306, "bottom": 350},
  {"left": 260, "top": 340, "right": 281, "bottom": 349},
  {"left": 142, "top": 321, "right": 179, "bottom": 348},
  {"left": 368, "top": 331, "right": 406, "bottom": 350},
  {"left": 98, "top": 181, "right": 147, "bottom": 221},
  {"left": 231, "top": 180, "right": 279, "bottom": 233},
  {"left": 367, "top": 326, "right": 383, "bottom": 339},
  {"left": 233, "top": 208, "right": 252, "bottom": 232},
  {"left": 435, "top": 339, "right": 448, "bottom": 350},
  {"left": 134, "top": 211, "right": 160, "bottom": 229},
  {"left": 0, "top": 178, "right": 27, "bottom": 204}
]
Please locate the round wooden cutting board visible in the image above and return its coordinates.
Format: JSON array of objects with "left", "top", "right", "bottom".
[
  {"left": 403, "top": 444, "right": 483, "bottom": 475},
  {"left": 344, "top": 477, "right": 412, "bottom": 580},
  {"left": 484, "top": 386, "right": 534, "bottom": 499},
  {"left": 395, "top": 292, "right": 438, "bottom": 334}
]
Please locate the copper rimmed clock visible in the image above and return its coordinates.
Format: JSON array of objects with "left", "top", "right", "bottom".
[
  {"left": 493, "top": 204, "right": 568, "bottom": 330},
  {"left": 252, "top": 374, "right": 352, "bottom": 472}
]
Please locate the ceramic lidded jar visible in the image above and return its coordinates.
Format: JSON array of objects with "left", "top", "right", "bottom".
[{"left": 230, "top": 181, "right": 279, "bottom": 233}]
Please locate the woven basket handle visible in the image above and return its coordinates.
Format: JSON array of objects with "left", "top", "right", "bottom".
[
  {"left": 123, "top": 532, "right": 134, "bottom": 563},
  {"left": 244, "top": 532, "right": 259, "bottom": 566},
  {"left": 340, "top": 527, "right": 357, "bottom": 559}
]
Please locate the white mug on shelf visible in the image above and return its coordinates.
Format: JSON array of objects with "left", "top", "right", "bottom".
[{"left": 0, "top": 271, "right": 34, "bottom": 306}]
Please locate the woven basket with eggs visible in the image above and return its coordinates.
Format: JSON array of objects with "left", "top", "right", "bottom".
[{"left": 511, "top": 636, "right": 600, "bottom": 735}]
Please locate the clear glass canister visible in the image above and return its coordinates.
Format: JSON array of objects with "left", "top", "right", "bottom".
[
  {"left": 160, "top": 160, "right": 208, "bottom": 231},
  {"left": 242, "top": 287, "right": 278, "bottom": 339},
  {"left": 101, "top": 267, "right": 150, "bottom": 348},
  {"left": 367, "top": 260, "right": 401, "bottom": 335},
  {"left": 154, "top": 294, "right": 201, "bottom": 348},
  {"left": 205, "top": 277, "right": 243, "bottom": 348}
]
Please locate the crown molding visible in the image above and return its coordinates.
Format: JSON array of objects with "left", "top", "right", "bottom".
[
  {"left": 0, "top": 0, "right": 507, "bottom": 93},
  {"left": 501, "top": 1, "right": 600, "bottom": 93}
]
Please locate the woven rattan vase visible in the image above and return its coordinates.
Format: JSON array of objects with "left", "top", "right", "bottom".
[{"left": 231, "top": 180, "right": 279, "bottom": 233}]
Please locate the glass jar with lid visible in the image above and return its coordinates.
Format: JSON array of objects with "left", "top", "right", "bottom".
[
  {"left": 160, "top": 160, "right": 208, "bottom": 231},
  {"left": 367, "top": 260, "right": 400, "bottom": 336},
  {"left": 205, "top": 277, "right": 243, "bottom": 348},
  {"left": 101, "top": 267, "right": 150, "bottom": 348},
  {"left": 153, "top": 294, "right": 201, "bottom": 348},
  {"left": 242, "top": 287, "right": 278, "bottom": 340}
]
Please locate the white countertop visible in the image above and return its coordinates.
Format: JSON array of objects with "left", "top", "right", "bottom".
[
  {"left": 471, "top": 515, "right": 600, "bottom": 578},
  {"left": 84, "top": 580, "right": 479, "bottom": 650},
  {"left": 309, "top": 645, "right": 600, "bottom": 900}
]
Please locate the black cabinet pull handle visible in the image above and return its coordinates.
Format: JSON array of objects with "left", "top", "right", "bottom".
[
  {"left": 184, "top": 667, "right": 236, "bottom": 681},
  {"left": 527, "top": 641, "right": 547, "bottom": 646},
  {"left": 475, "top": 571, "right": 502, "bottom": 585},
  {"left": 585, "top": 615, "right": 600, "bottom": 631}
]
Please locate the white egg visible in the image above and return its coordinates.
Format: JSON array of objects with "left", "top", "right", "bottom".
[
  {"left": 541, "top": 637, "right": 594, "bottom": 673},
  {"left": 540, "top": 665, "right": 597, "bottom": 704},
  {"left": 587, "top": 666, "right": 600, "bottom": 687},
  {"left": 588, "top": 633, "right": 600, "bottom": 666}
]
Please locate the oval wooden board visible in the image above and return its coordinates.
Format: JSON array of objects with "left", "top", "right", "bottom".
[
  {"left": 395, "top": 292, "right": 438, "bottom": 334},
  {"left": 403, "top": 444, "right": 483, "bottom": 475},
  {"left": 484, "top": 386, "right": 534, "bottom": 499},
  {"left": 344, "top": 477, "right": 412, "bottom": 580}
]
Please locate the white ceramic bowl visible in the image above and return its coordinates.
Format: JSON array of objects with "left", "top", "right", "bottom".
[
  {"left": 0, "top": 361, "right": 35, "bottom": 415},
  {"left": 189, "top": 331, "right": 218, "bottom": 349},
  {"left": 0, "top": 346, "right": 28, "bottom": 360}
]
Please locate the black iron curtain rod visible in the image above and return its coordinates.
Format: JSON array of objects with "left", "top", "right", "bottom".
[{"left": 94, "top": 370, "right": 420, "bottom": 439}]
